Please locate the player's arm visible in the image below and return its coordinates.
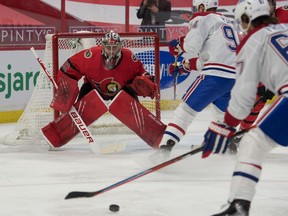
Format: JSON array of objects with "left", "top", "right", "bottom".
[
  {"left": 169, "top": 16, "right": 208, "bottom": 57},
  {"left": 168, "top": 58, "right": 200, "bottom": 76}
]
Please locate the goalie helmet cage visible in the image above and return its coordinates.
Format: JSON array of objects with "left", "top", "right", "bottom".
[{"left": 3, "top": 32, "right": 161, "bottom": 145}]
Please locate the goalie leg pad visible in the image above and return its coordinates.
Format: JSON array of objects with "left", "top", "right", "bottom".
[
  {"left": 109, "top": 90, "right": 166, "bottom": 148},
  {"left": 42, "top": 90, "right": 108, "bottom": 148}
]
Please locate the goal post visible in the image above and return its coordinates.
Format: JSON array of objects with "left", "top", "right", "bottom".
[{"left": 4, "top": 32, "right": 161, "bottom": 145}]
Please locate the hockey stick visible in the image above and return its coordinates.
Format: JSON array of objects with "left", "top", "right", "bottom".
[
  {"left": 64, "top": 126, "right": 252, "bottom": 200},
  {"left": 173, "top": 55, "right": 178, "bottom": 100},
  {"left": 65, "top": 145, "right": 203, "bottom": 199},
  {"left": 30, "top": 47, "right": 125, "bottom": 154}
]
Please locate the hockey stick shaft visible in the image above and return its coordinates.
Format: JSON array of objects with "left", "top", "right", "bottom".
[
  {"left": 30, "top": 47, "right": 100, "bottom": 153},
  {"left": 173, "top": 55, "right": 178, "bottom": 100},
  {"left": 65, "top": 146, "right": 203, "bottom": 199},
  {"left": 65, "top": 126, "right": 251, "bottom": 200}
]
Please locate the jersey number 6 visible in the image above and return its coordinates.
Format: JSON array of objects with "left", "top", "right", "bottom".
[{"left": 270, "top": 34, "right": 288, "bottom": 63}]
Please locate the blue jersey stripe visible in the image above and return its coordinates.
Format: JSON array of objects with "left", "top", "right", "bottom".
[{"left": 233, "top": 171, "right": 259, "bottom": 183}]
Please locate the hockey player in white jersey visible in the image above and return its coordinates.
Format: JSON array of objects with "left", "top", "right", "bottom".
[
  {"left": 156, "top": 0, "right": 239, "bottom": 157},
  {"left": 228, "top": 0, "right": 288, "bottom": 154},
  {"left": 201, "top": 0, "right": 288, "bottom": 215}
]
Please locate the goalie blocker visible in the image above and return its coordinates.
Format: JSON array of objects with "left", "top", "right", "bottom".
[{"left": 42, "top": 90, "right": 166, "bottom": 149}]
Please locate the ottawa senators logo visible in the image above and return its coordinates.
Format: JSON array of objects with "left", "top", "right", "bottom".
[
  {"left": 84, "top": 49, "right": 92, "bottom": 58},
  {"left": 99, "top": 77, "right": 121, "bottom": 96}
]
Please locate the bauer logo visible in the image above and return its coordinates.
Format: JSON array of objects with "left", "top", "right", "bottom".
[{"left": 70, "top": 111, "right": 94, "bottom": 143}]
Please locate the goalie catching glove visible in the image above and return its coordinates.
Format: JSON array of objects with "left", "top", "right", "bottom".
[
  {"left": 50, "top": 73, "right": 79, "bottom": 113},
  {"left": 128, "top": 74, "right": 155, "bottom": 99},
  {"left": 202, "top": 122, "right": 236, "bottom": 158}
]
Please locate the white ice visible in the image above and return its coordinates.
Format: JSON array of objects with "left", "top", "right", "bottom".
[{"left": 0, "top": 108, "right": 288, "bottom": 216}]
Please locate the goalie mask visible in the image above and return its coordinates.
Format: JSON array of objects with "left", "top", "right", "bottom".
[{"left": 102, "top": 31, "right": 122, "bottom": 69}]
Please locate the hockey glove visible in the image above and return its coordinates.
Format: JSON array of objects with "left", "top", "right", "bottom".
[
  {"left": 169, "top": 61, "right": 190, "bottom": 77},
  {"left": 264, "top": 89, "right": 275, "bottom": 100},
  {"left": 202, "top": 122, "right": 236, "bottom": 158},
  {"left": 168, "top": 36, "right": 184, "bottom": 56},
  {"left": 128, "top": 75, "right": 155, "bottom": 99},
  {"left": 257, "top": 85, "right": 275, "bottom": 102}
]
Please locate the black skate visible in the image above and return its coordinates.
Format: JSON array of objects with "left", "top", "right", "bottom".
[
  {"left": 160, "top": 139, "right": 175, "bottom": 152},
  {"left": 149, "top": 139, "right": 175, "bottom": 163},
  {"left": 212, "top": 199, "right": 250, "bottom": 216}
]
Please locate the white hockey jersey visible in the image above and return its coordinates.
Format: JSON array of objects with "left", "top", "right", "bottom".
[
  {"left": 183, "top": 12, "right": 239, "bottom": 79},
  {"left": 227, "top": 23, "right": 288, "bottom": 120}
]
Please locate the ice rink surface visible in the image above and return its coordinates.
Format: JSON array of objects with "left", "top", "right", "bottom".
[{"left": 1, "top": 108, "right": 288, "bottom": 216}]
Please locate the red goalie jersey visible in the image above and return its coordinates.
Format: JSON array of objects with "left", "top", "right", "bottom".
[
  {"left": 58, "top": 46, "right": 147, "bottom": 100},
  {"left": 52, "top": 30, "right": 155, "bottom": 113}
]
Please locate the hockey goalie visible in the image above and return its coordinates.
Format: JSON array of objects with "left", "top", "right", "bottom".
[{"left": 41, "top": 30, "right": 166, "bottom": 149}]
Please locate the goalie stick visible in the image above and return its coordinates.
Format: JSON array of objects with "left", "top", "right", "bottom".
[
  {"left": 64, "top": 129, "right": 253, "bottom": 200},
  {"left": 30, "top": 47, "right": 124, "bottom": 154}
]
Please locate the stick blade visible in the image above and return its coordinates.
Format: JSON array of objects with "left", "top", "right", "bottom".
[{"left": 65, "top": 191, "right": 95, "bottom": 199}]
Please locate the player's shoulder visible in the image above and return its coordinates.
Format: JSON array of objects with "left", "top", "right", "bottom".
[
  {"left": 276, "top": 5, "right": 288, "bottom": 23},
  {"left": 89, "top": 46, "right": 102, "bottom": 53},
  {"left": 78, "top": 46, "right": 101, "bottom": 59},
  {"left": 190, "top": 11, "right": 222, "bottom": 20},
  {"left": 236, "top": 23, "right": 280, "bottom": 54},
  {"left": 121, "top": 48, "right": 133, "bottom": 55},
  {"left": 121, "top": 48, "right": 141, "bottom": 63}
]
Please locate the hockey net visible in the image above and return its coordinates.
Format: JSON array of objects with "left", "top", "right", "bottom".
[{"left": 4, "top": 32, "right": 160, "bottom": 145}]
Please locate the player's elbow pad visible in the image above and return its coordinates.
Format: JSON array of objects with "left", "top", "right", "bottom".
[
  {"left": 50, "top": 73, "right": 79, "bottom": 113},
  {"left": 128, "top": 75, "right": 155, "bottom": 99}
]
